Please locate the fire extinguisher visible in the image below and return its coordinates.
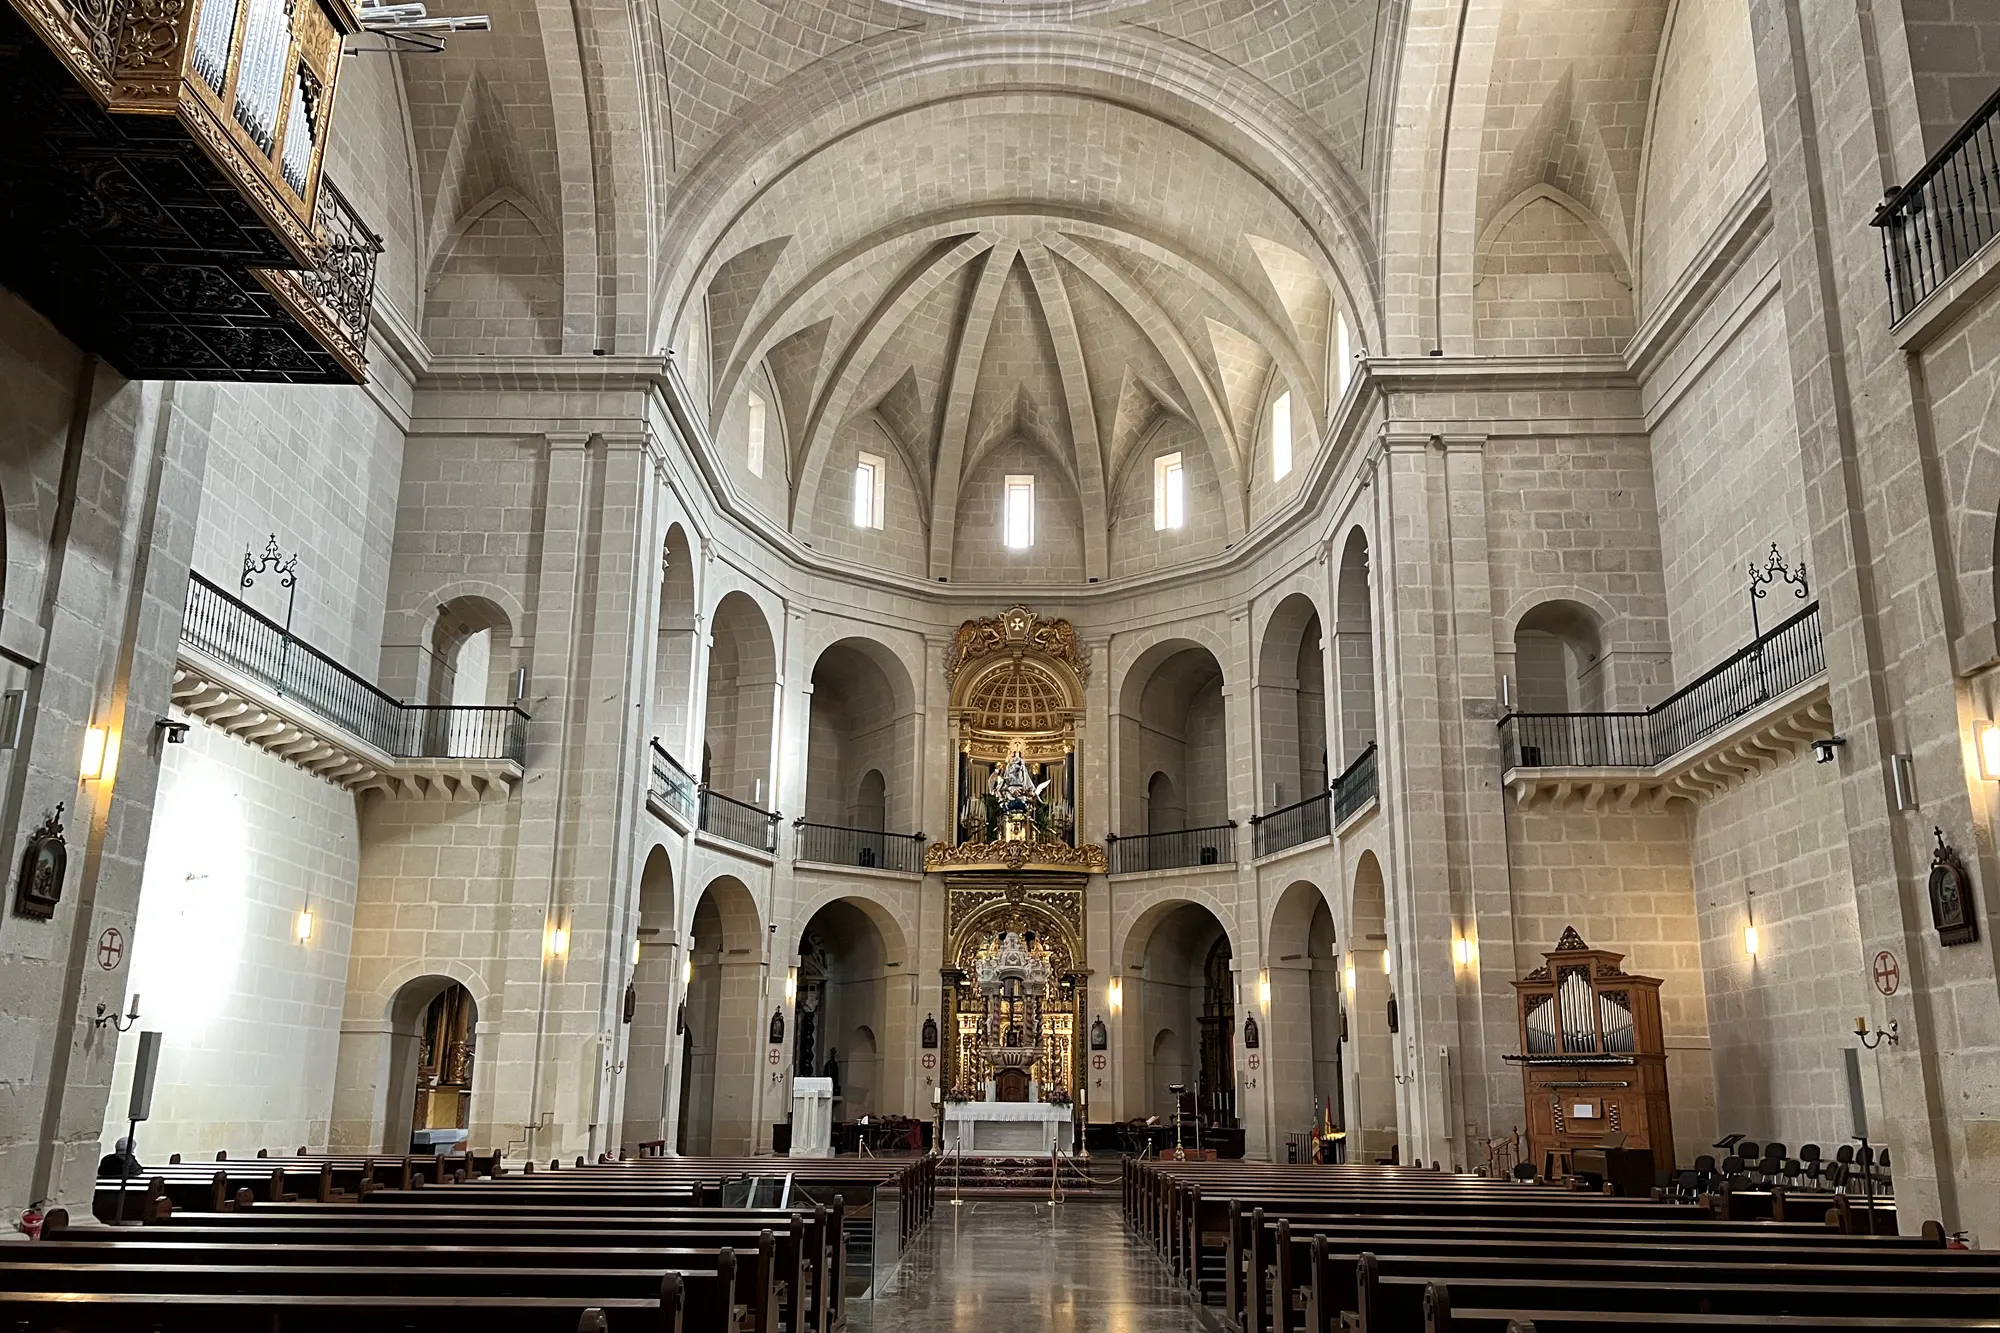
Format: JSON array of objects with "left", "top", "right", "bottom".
[{"left": 17, "top": 1206, "right": 43, "bottom": 1240}]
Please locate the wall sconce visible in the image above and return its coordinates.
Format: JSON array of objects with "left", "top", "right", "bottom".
[
  {"left": 546, "top": 921, "right": 569, "bottom": 957},
  {"left": 80, "top": 726, "right": 115, "bottom": 781},
  {"left": 632, "top": 938, "right": 642, "bottom": 963},
  {"left": 1257, "top": 969, "right": 1271, "bottom": 1008},
  {"left": 1452, "top": 935, "right": 1477, "bottom": 968},
  {"left": 1856, "top": 1016, "right": 1899, "bottom": 1049},
  {"left": 1381, "top": 948, "right": 1393, "bottom": 976},
  {"left": 681, "top": 955, "right": 693, "bottom": 987},
  {"left": 295, "top": 909, "right": 314, "bottom": 943},
  {"left": 1342, "top": 956, "right": 1357, "bottom": 993},
  {"left": 93, "top": 992, "right": 140, "bottom": 1031},
  {"left": 1107, "top": 977, "right": 1123, "bottom": 1012},
  {"left": 784, "top": 967, "right": 798, "bottom": 1004},
  {"left": 1743, "top": 890, "right": 1758, "bottom": 958},
  {"left": 1979, "top": 724, "right": 2000, "bottom": 781}
]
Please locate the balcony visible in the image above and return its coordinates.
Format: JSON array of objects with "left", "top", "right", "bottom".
[
  {"left": 173, "top": 572, "right": 527, "bottom": 797},
  {"left": 794, "top": 821, "right": 925, "bottom": 875},
  {"left": 1105, "top": 823, "right": 1237, "bottom": 875},
  {"left": 0, "top": 0, "right": 381, "bottom": 381},
  {"left": 1874, "top": 85, "right": 2000, "bottom": 323},
  {"left": 647, "top": 739, "right": 697, "bottom": 829},
  {"left": 1248, "top": 744, "right": 1380, "bottom": 860},
  {"left": 698, "top": 788, "right": 779, "bottom": 855},
  {"left": 1499, "top": 603, "right": 1829, "bottom": 808}
]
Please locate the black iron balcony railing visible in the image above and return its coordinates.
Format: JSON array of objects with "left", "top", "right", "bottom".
[
  {"left": 181, "top": 572, "right": 527, "bottom": 761},
  {"left": 1105, "top": 822, "right": 1237, "bottom": 875},
  {"left": 699, "top": 787, "right": 780, "bottom": 853},
  {"left": 255, "top": 178, "right": 384, "bottom": 381},
  {"left": 648, "top": 739, "right": 697, "bottom": 824},
  {"left": 1874, "top": 84, "right": 2000, "bottom": 322},
  {"left": 1499, "top": 602, "right": 1824, "bottom": 770},
  {"left": 1251, "top": 790, "right": 1331, "bottom": 859},
  {"left": 1333, "top": 743, "right": 1380, "bottom": 825},
  {"left": 794, "top": 820, "right": 925, "bottom": 874}
]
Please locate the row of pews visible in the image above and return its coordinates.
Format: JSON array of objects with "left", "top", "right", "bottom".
[
  {"left": 1125, "top": 1158, "right": 2000, "bottom": 1332},
  {"left": 2, "top": 1150, "right": 934, "bottom": 1332}
]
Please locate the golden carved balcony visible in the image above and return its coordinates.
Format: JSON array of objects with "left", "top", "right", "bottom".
[{"left": 0, "top": 0, "right": 379, "bottom": 382}]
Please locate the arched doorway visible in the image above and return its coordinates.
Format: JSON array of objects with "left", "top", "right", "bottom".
[
  {"left": 1267, "top": 881, "right": 1344, "bottom": 1151},
  {"left": 678, "top": 876, "right": 761, "bottom": 1155},
  {"left": 703, "top": 592, "right": 779, "bottom": 809},
  {"left": 621, "top": 845, "right": 676, "bottom": 1153},
  {"left": 1258, "top": 594, "right": 1328, "bottom": 809},
  {"left": 1123, "top": 902, "right": 1238, "bottom": 1128},
  {"left": 1335, "top": 530, "right": 1376, "bottom": 763},
  {"left": 383, "top": 975, "right": 477, "bottom": 1155},
  {"left": 1116, "top": 641, "right": 1227, "bottom": 855},
  {"left": 427, "top": 595, "right": 515, "bottom": 756},
  {"left": 653, "top": 525, "right": 699, "bottom": 758},
  {"left": 804, "top": 638, "right": 919, "bottom": 861},
  {"left": 1347, "top": 852, "right": 1397, "bottom": 1162},
  {"left": 791, "top": 898, "right": 906, "bottom": 1122}
]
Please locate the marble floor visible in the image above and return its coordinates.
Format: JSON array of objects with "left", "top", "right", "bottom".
[{"left": 855, "top": 1195, "right": 1201, "bottom": 1332}]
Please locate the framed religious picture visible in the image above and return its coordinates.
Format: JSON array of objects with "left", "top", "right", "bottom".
[
  {"left": 1089, "top": 1016, "right": 1107, "bottom": 1051},
  {"left": 921, "top": 1013, "right": 939, "bottom": 1049},
  {"left": 769, "top": 1008, "right": 786, "bottom": 1046},
  {"left": 1242, "top": 1016, "right": 1260, "bottom": 1050},
  {"left": 13, "top": 805, "right": 66, "bottom": 920},
  {"left": 1929, "top": 827, "right": 1979, "bottom": 947}
]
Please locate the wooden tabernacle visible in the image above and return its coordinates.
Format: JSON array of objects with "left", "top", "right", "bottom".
[{"left": 1507, "top": 927, "right": 1674, "bottom": 1180}]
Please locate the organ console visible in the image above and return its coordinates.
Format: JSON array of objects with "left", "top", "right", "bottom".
[{"left": 1507, "top": 927, "right": 1674, "bottom": 1186}]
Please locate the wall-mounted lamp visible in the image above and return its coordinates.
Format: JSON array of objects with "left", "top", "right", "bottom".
[
  {"left": 682, "top": 955, "right": 693, "bottom": 987},
  {"left": 784, "top": 967, "right": 798, "bottom": 1004},
  {"left": 1452, "top": 935, "right": 1477, "bottom": 969},
  {"left": 93, "top": 992, "right": 141, "bottom": 1031},
  {"left": 1979, "top": 725, "right": 2000, "bottom": 782},
  {"left": 1743, "top": 889, "right": 1758, "bottom": 958},
  {"left": 1343, "top": 957, "right": 1357, "bottom": 993},
  {"left": 295, "top": 909, "right": 314, "bottom": 943},
  {"left": 80, "top": 726, "right": 116, "bottom": 781},
  {"left": 632, "top": 938, "right": 642, "bottom": 963},
  {"left": 1257, "top": 969, "right": 1271, "bottom": 1008},
  {"left": 1381, "top": 948, "right": 1393, "bottom": 976},
  {"left": 1107, "top": 977, "right": 1123, "bottom": 1012},
  {"left": 546, "top": 921, "right": 569, "bottom": 957},
  {"left": 1856, "top": 1016, "right": 1899, "bottom": 1049},
  {"left": 1811, "top": 735, "right": 1846, "bottom": 764}
]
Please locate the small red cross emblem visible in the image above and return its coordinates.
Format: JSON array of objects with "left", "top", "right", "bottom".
[
  {"left": 1873, "top": 950, "right": 1900, "bottom": 996},
  {"left": 768, "top": 1049, "right": 780, "bottom": 1064},
  {"left": 1091, "top": 1053, "right": 1105, "bottom": 1070},
  {"left": 96, "top": 927, "right": 123, "bottom": 970},
  {"left": 921, "top": 1053, "right": 936, "bottom": 1069}
]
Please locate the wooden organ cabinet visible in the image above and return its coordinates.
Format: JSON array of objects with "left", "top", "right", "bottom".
[{"left": 1508, "top": 928, "right": 1674, "bottom": 1182}]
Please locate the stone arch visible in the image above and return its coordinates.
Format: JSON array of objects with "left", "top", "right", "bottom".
[
  {"left": 423, "top": 189, "right": 563, "bottom": 355},
  {"left": 1335, "top": 527, "right": 1377, "bottom": 763},
  {"left": 379, "top": 974, "right": 479, "bottom": 1156},
  {"left": 1346, "top": 850, "right": 1396, "bottom": 1162},
  {"left": 1146, "top": 771, "right": 1182, "bottom": 835},
  {"left": 1116, "top": 639, "right": 1228, "bottom": 837},
  {"left": 653, "top": 523, "right": 701, "bottom": 759},
  {"left": 622, "top": 845, "right": 678, "bottom": 1152},
  {"left": 702, "top": 591, "right": 779, "bottom": 807},
  {"left": 1511, "top": 598, "right": 1608, "bottom": 713},
  {"left": 1116, "top": 898, "right": 1240, "bottom": 1124},
  {"left": 1265, "top": 880, "right": 1344, "bottom": 1144},
  {"left": 1473, "top": 186, "right": 1636, "bottom": 356},
  {"left": 1258, "top": 591, "right": 1329, "bottom": 810},
  {"left": 806, "top": 636, "right": 919, "bottom": 833},
  {"left": 791, "top": 895, "right": 910, "bottom": 1118},
  {"left": 427, "top": 593, "right": 515, "bottom": 710},
  {"left": 679, "top": 874, "right": 763, "bottom": 1155}
]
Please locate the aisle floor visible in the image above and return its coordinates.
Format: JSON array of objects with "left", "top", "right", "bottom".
[{"left": 854, "top": 1196, "right": 1200, "bottom": 1332}]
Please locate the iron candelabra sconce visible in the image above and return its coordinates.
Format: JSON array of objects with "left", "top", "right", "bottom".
[
  {"left": 1855, "top": 1016, "right": 1899, "bottom": 1049},
  {"left": 93, "top": 994, "right": 140, "bottom": 1031}
]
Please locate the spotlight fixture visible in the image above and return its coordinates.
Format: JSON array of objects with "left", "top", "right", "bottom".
[{"left": 1812, "top": 736, "right": 1846, "bottom": 764}]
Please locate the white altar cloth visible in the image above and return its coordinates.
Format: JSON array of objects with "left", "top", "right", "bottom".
[{"left": 943, "top": 1102, "right": 1072, "bottom": 1156}]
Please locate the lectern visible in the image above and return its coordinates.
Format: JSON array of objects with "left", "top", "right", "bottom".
[{"left": 1507, "top": 927, "right": 1674, "bottom": 1179}]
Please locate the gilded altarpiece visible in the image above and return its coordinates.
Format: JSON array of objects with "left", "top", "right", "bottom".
[{"left": 939, "top": 876, "right": 1089, "bottom": 1106}]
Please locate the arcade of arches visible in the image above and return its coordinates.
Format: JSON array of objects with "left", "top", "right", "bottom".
[{"left": 4, "top": 0, "right": 2000, "bottom": 1255}]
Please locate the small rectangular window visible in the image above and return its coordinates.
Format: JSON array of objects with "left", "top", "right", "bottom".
[
  {"left": 1272, "top": 390, "right": 1293, "bottom": 481},
  {"left": 746, "top": 393, "right": 767, "bottom": 477},
  {"left": 1153, "top": 452, "right": 1185, "bottom": 531},
  {"left": 1336, "top": 311, "right": 1353, "bottom": 398},
  {"left": 1004, "top": 474, "right": 1035, "bottom": 549},
  {"left": 854, "top": 452, "right": 886, "bottom": 529}
]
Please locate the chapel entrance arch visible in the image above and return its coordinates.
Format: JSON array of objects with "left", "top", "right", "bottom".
[
  {"left": 678, "top": 875, "right": 760, "bottom": 1155},
  {"left": 383, "top": 976, "right": 477, "bottom": 1155}
]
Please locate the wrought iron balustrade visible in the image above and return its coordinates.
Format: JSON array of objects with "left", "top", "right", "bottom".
[
  {"left": 181, "top": 572, "right": 526, "bottom": 761},
  {"left": 1499, "top": 602, "right": 1824, "bottom": 771},
  {"left": 648, "top": 739, "right": 697, "bottom": 823},
  {"left": 1251, "top": 789, "right": 1332, "bottom": 859},
  {"left": 699, "top": 787, "right": 780, "bottom": 853},
  {"left": 1874, "top": 85, "right": 2000, "bottom": 322},
  {"left": 255, "top": 178, "right": 384, "bottom": 382},
  {"left": 1333, "top": 743, "right": 1380, "bottom": 825},
  {"left": 793, "top": 821, "right": 925, "bottom": 874},
  {"left": 1105, "top": 823, "right": 1237, "bottom": 875}
]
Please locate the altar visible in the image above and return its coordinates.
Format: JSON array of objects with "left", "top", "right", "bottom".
[{"left": 943, "top": 1101, "right": 1072, "bottom": 1156}]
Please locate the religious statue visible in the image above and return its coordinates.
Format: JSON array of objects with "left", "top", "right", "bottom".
[{"left": 988, "top": 749, "right": 1048, "bottom": 842}]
